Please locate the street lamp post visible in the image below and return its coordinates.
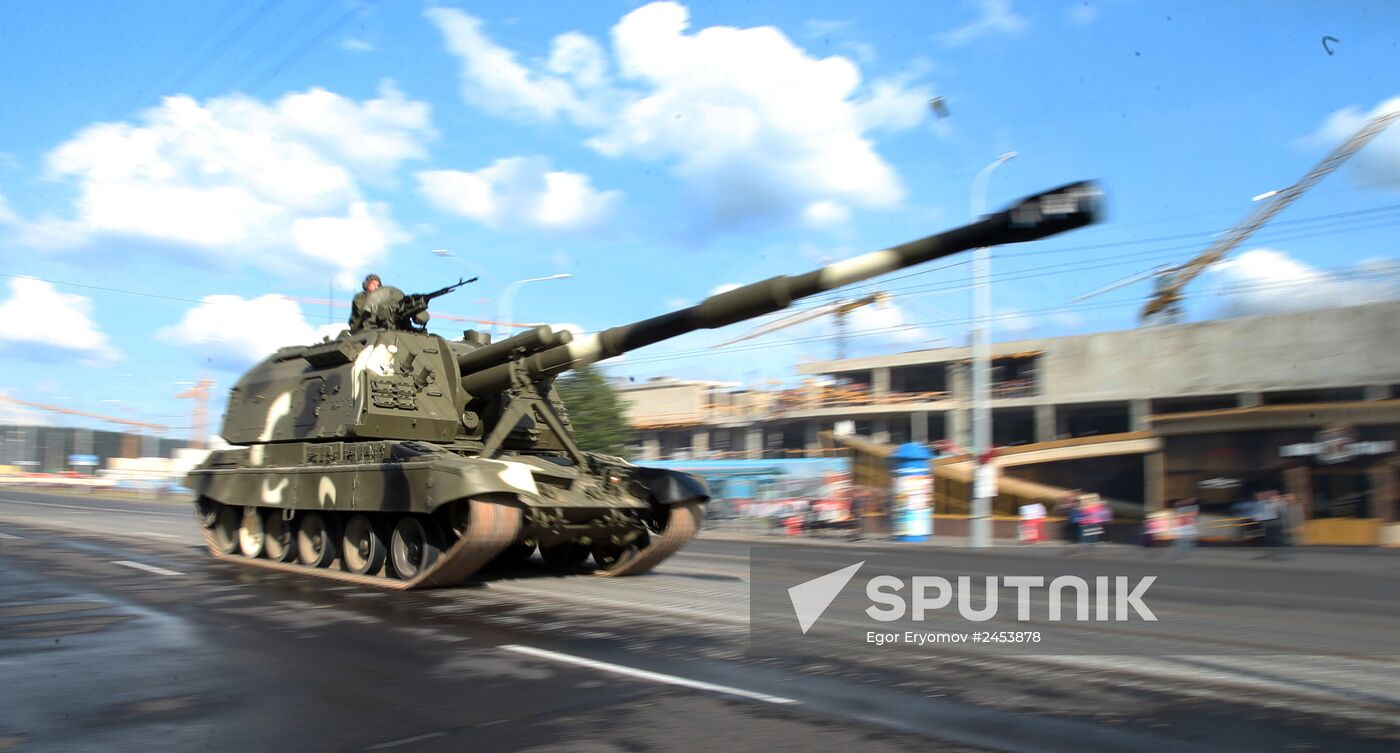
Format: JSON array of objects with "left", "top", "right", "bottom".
[
  {"left": 497, "top": 274, "right": 572, "bottom": 341},
  {"left": 968, "top": 152, "right": 1016, "bottom": 549}
]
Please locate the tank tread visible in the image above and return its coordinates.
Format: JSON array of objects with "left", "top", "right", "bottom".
[
  {"left": 595, "top": 502, "right": 702, "bottom": 577},
  {"left": 199, "top": 498, "right": 521, "bottom": 590}
]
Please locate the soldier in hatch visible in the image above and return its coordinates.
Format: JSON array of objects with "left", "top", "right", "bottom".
[
  {"left": 348, "top": 274, "right": 407, "bottom": 331},
  {"left": 348, "top": 274, "right": 381, "bottom": 331}
]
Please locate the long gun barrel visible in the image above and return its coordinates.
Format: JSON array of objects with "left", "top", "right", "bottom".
[
  {"left": 456, "top": 325, "right": 574, "bottom": 374},
  {"left": 460, "top": 181, "right": 1102, "bottom": 396}
]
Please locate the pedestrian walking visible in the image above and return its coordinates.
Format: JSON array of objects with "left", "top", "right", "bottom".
[
  {"left": 1143, "top": 507, "right": 1170, "bottom": 552},
  {"left": 1234, "top": 494, "right": 1264, "bottom": 545},
  {"left": 1058, "top": 493, "right": 1082, "bottom": 550},
  {"left": 1079, "top": 493, "right": 1106, "bottom": 548},
  {"left": 1019, "top": 500, "right": 1047, "bottom": 544},
  {"left": 1255, "top": 491, "right": 1290, "bottom": 560},
  {"left": 1170, "top": 498, "right": 1198, "bottom": 559}
]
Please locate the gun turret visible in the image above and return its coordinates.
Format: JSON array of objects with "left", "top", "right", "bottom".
[{"left": 459, "top": 181, "right": 1101, "bottom": 396}]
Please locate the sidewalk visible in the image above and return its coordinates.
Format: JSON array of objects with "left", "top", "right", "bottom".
[
  {"left": 696, "top": 524, "right": 1400, "bottom": 574},
  {"left": 700, "top": 525, "right": 1020, "bottom": 548}
]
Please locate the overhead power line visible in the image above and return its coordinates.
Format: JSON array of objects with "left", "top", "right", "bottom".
[
  {"left": 611, "top": 265, "right": 1400, "bottom": 368},
  {"left": 208, "top": 2, "right": 340, "bottom": 94},
  {"left": 242, "top": 4, "right": 368, "bottom": 94},
  {"left": 5, "top": 202, "right": 1395, "bottom": 335}
]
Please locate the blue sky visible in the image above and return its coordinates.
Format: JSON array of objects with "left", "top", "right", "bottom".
[{"left": 0, "top": 1, "right": 1397, "bottom": 439}]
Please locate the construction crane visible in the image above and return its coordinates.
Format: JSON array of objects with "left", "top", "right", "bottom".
[
  {"left": 1134, "top": 108, "right": 1399, "bottom": 323},
  {"left": 175, "top": 378, "right": 215, "bottom": 449},
  {"left": 715, "top": 292, "right": 891, "bottom": 360},
  {"left": 0, "top": 394, "right": 167, "bottom": 431}
]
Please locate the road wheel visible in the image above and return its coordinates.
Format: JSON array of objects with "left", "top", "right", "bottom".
[
  {"left": 390, "top": 516, "right": 443, "bottom": 580},
  {"left": 210, "top": 504, "right": 240, "bottom": 554},
  {"left": 342, "top": 515, "right": 387, "bottom": 575},
  {"left": 194, "top": 498, "right": 220, "bottom": 528},
  {"left": 238, "top": 507, "right": 265, "bottom": 558},
  {"left": 540, "top": 542, "right": 588, "bottom": 569},
  {"left": 264, "top": 512, "right": 297, "bottom": 563},
  {"left": 297, "top": 512, "right": 339, "bottom": 568}
]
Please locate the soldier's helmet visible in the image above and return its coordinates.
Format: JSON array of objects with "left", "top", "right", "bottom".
[{"left": 362, "top": 273, "right": 381, "bottom": 291}]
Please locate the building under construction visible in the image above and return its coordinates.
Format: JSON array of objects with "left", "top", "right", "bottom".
[
  {"left": 619, "top": 301, "right": 1400, "bottom": 545},
  {"left": 0, "top": 425, "right": 187, "bottom": 473}
]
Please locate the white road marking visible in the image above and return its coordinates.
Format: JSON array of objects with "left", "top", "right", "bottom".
[
  {"left": 502, "top": 644, "right": 797, "bottom": 705},
  {"left": 362, "top": 731, "right": 448, "bottom": 750},
  {"left": 0, "top": 498, "right": 184, "bottom": 517},
  {"left": 112, "top": 560, "right": 184, "bottom": 577},
  {"left": 137, "top": 531, "right": 179, "bottom": 539},
  {"left": 0, "top": 531, "right": 21, "bottom": 539}
]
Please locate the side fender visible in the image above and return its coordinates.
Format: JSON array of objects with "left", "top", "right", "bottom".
[{"left": 632, "top": 467, "right": 710, "bottom": 506}]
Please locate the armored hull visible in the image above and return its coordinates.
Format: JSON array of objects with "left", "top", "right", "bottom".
[
  {"left": 188, "top": 180, "right": 1101, "bottom": 588},
  {"left": 190, "top": 433, "right": 706, "bottom": 584}
]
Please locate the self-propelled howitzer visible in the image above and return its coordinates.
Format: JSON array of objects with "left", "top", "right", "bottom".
[{"left": 187, "top": 181, "right": 1102, "bottom": 589}]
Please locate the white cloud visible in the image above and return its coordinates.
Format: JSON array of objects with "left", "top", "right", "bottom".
[
  {"left": 268, "top": 83, "right": 432, "bottom": 179},
  {"left": 0, "top": 278, "right": 119, "bottom": 362},
  {"left": 847, "top": 299, "right": 928, "bottom": 346},
  {"left": 710, "top": 283, "right": 741, "bottom": 296},
  {"left": 803, "top": 200, "right": 851, "bottom": 227},
  {"left": 1066, "top": 3, "right": 1098, "bottom": 26},
  {"left": 427, "top": 2, "right": 928, "bottom": 230},
  {"left": 1209, "top": 248, "right": 1400, "bottom": 317},
  {"left": 1303, "top": 95, "right": 1400, "bottom": 191},
  {"left": 937, "top": 0, "right": 1029, "bottom": 47},
  {"left": 158, "top": 295, "right": 347, "bottom": 368},
  {"left": 291, "top": 202, "right": 401, "bottom": 271},
  {"left": 417, "top": 156, "right": 620, "bottom": 232},
  {"left": 26, "top": 82, "right": 430, "bottom": 276},
  {"left": 799, "top": 19, "right": 876, "bottom": 65},
  {"left": 425, "top": 8, "right": 603, "bottom": 125},
  {"left": 724, "top": 295, "right": 929, "bottom": 360},
  {"left": 547, "top": 32, "right": 613, "bottom": 91},
  {"left": 550, "top": 322, "right": 586, "bottom": 337},
  {"left": 339, "top": 37, "right": 375, "bottom": 53},
  {"left": 856, "top": 75, "right": 938, "bottom": 132}
]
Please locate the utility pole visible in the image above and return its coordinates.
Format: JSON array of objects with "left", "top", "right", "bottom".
[{"left": 969, "top": 152, "right": 1016, "bottom": 548}]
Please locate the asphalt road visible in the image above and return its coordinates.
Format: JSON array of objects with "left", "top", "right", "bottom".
[{"left": 1, "top": 487, "right": 1397, "bottom": 753}]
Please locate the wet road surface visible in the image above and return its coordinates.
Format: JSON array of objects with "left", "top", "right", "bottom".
[{"left": 2, "top": 488, "right": 1397, "bottom": 752}]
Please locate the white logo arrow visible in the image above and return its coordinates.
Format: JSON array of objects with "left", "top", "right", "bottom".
[{"left": 787, "top": 561, "right": 865, "bottom": 635}]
